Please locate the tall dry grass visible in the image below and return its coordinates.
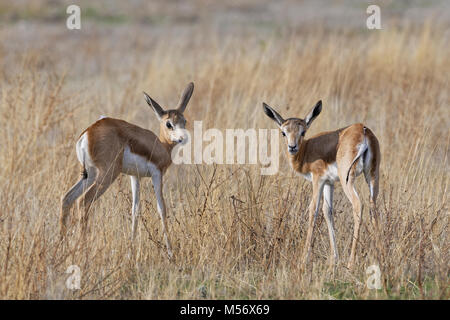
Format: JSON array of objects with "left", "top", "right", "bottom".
[{"left": 0, "top": 19, "right": 448, "bottom": 299}]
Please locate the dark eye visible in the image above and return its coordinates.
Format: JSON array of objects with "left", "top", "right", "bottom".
[
  {"left": 301, "top": 131, "right": 305, "bottom": 137},
  {"left": 281, "top": 131, "right": 286, "bottom": 137},
  {"left": 166, "top": 122, "right": 173, "bottom": 129}
]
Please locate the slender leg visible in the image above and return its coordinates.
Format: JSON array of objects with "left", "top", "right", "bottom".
[
  {"left": 364, "top": 170, "right": 380, "bottom": 232},
  {"left": 322, "top": 183, "right": 338, "bottom": 265},
  {"left": 301, "top": 176, "right": 325, "bottom": 267},
  {"left": 60, "top": 167, "right": 96, "bottom": 238},
  {"left": 364, "top": 130, "right": 381, "bottom": 233},
  {"left": 130, "top": 175, "right": 140, "bottom": 239},
  {"left": 341, "top": 174, "right": 362, "bottom": 270},
  {"left": 79, "top": 166, "right": 120, "bottom": 234},
  {"left": 152, "top": 170, "right": 173, "bottom": 259}
]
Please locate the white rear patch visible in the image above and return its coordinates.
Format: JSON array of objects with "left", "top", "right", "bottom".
[
  {"left": 355, "top": 142, "right": 367, "bottom": 176},
  {"left": 355, "top": 155, "right": 365, "bottom": 176},
  {"left": 76, "top": 132, "right": 95, "bottom": 168},
  {"left": 122, "top": 146, "right": 159, "bottom": 177},
  {"left": 363, "top": 140, "right": 373, "bottom": 173}
]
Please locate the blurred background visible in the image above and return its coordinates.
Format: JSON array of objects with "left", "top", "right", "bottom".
[{"left": 0, "top": 0, "right": 448, "bottom": 299}]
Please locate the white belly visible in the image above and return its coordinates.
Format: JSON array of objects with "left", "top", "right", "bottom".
[
  {"left": 122, "top": 146, "right": 159, "bottom": 177},
  {"left": 322, "top": 162, "right": 339, "bottom": 183}
]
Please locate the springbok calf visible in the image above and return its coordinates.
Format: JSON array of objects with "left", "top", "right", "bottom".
[
  {"left": 60, "top": 82, "right": 195, "bottom": 258},
  {"left": 262, "top": 100, "right": 380, "bottom": 269}
]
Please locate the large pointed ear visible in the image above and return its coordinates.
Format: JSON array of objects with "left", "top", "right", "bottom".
[
  {"left": 143, "top": 91, "right": 166, "bottom": 120},
  {"left": 262, "top": 102, "right": 285, "bottom": 127},
  {"left": 304, "top": 100, "right": 322, "bottom": 127},
  {"left": 177, "top": 82, "right": 194, "bottom": 113}
]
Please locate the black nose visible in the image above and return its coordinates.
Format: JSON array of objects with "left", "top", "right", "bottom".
[{"left": 288, "top": 145, "right": 296, "bottom": 151}]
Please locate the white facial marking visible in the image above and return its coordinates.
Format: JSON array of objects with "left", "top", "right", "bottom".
[
  {"left": 286, "top": 131, "right": 298, "bottom": 148},
  {"left": 282, "top": 123, "right": 305, "bottom": 155},
  {"left": 170, "top": 125, "right": 188, "bottom": 144}
]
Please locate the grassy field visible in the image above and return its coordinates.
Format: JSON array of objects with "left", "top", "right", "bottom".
[{"left": 0, "top": 0, "right": 448, "bottom": 299}]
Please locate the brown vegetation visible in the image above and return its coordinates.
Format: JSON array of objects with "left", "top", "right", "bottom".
[{"left": 0, "top": 0, "right": 448, "bottom": 299}]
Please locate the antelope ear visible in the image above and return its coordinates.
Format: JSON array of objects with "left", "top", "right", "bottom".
[
  {"left": 177, "top": 82, "right": 194, "bottom": 113},
  {"left": 305, "top": 100, "right": 322, "bottom": 127},
  {"left": 144, "top": 91, "right": 166, "bottom": 120},
  {"left": 262, "top": 102, "right": 285, "bottom": 127}
]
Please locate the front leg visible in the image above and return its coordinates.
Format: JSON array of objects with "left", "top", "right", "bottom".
[
  {"left": 152, "top": 170, "right": 173, "bottom": 259},
  {"left": 301, "top": 176, "right": 325, "bottom": 268},
  {"left": 130, "top": 175, "right": 140, "bottom": 240}
]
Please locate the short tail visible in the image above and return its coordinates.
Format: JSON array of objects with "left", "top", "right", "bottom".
[
  {"left": 81, "top": 154, "right": 88, "bottom": 179},
  {"left": 346, "top": 127, "right": 368, "bottom": 184}
]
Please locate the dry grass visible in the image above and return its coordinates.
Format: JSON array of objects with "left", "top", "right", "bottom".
[{"left": 0, "top": 1, "right": 449, "bottom": 299}]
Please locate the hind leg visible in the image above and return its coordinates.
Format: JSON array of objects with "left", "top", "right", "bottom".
[
  {"left": 78, "top": 166, "right": 120, "bottom": 235},
  {"left": 340, "top": 168, "right": 362, "bottom": 270},
  {"left": 364, "top": 169, "right": 379, "bottom": 232},
  {"left": 363, "top": 135, "right": 381, "bottom": 233},
  {"left": 364, "top": 128, "right": 381, "bottom": 232},
  {"left": 60, "top": 167, "right": 96, "bottom": 238}
]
